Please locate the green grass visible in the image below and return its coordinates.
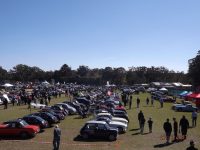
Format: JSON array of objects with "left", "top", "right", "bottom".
[{"left": 0, "top": 93, "right": 199, "bottom": 150}]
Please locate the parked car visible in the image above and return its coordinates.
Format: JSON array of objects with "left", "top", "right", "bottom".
[
  {"left": 95, "top": 117, "right": 127, "bottom": 133},
  {"left": 0, "top": 119, "right": 40, "bottom": 138},
  {"left": 80, "top": 120, "right": 118, "bottom": 141},
  {"left": 50, "top": 105, "right": 69, "bottom": 116},
  {"left": 22, "top": 115, "right": 49, "bottom": 129},
  {"left": 162, "top": 97, "right": 176, "bottom": 103},
  {"left": 30, "top": 112, "right": 59, "bottom": 125},
  {"left": 40, "top": 109, "right": 65, "bottom": 121},
  {"left": 96, "top": 113, "right": 128, "bottom": 125},
  {"left": 174, "top": 104, "right": 198, "bottom": 112},
  {"left": 55, "top": 103, "right": 77, "bottom": 115}
]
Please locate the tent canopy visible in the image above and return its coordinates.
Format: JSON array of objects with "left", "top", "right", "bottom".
[
  {"left": 187, "top": 93, "right": 200, "bottom": 99},
  {"left": 179, "top": 91, "right": 188, "bottom": 96},
  {"left": 2, "top": 83, "right": 14, "bottom": 87},
  {"left": 159, "top": 87, "right": 168, "bottom": 91}
]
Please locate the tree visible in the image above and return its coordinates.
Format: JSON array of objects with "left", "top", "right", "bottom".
[
  {"left": 77, "top": 65, "right": 89, "bottom": 77},
  {"left": 0, "top": 66, "right": 8, "bottom": 81},
  {"left": 188, "top": 50, "right": 200, "bottom": 88}
]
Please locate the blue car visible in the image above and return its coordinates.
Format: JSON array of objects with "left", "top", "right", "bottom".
[{"left": 174, "top": 104, "right": 198, "bottom": 112}]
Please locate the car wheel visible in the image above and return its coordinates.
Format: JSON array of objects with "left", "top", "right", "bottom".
[
  {"left": 177, "top": 108, "right": 182, "bottom": 111},
  {"left": 20, "top": 132, "right": 29, "bottom": 139},
  {"left": 118, "top": 127, "right": 123, "bottom": 133},
  {"left": 82, "top": 133, "right": 89, "bottom": 140},
  {"left": 108, "top": 134, "right": 116, "bottom": 141}
]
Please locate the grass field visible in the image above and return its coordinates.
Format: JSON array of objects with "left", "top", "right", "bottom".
[{"left": 0, "top": 93, "right": 199, "bottom": 150}]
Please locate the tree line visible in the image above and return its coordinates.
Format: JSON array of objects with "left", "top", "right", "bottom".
[
  {"left": 0, "top": 50, "right": 200, "bottom": 86},
  {"left": 0, "top": 64, "right": 190, "bottom": 85}
]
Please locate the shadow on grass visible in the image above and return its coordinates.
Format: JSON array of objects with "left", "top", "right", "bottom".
[
  {"left": 73, "top": 116, "right": 86, "bottom": 119},
  {"left": 132, "top": 132, "right": 140, "bottom": 136},
  {"left": 0, "top": 136, "right": 34, "bottom": 141},
  {"left": 73, "top": 135, "right": 112, "bottom": 143},
  {"left": 130, "top": 128, "right": 140, "bottom": 131},
  {"left": 154, "top": 142, "right": 173, "bottom": 148}
]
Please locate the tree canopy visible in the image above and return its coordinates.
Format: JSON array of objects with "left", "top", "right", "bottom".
[{"left": 0, "top": 64, "right": 189, "bottom": 85}]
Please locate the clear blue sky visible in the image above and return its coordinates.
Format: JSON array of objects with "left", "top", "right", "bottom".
[{"left": 0, "top": 0, "right": 199, "bottom": 73}]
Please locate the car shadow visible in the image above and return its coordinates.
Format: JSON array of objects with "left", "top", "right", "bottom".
[{"left": 0, "top": 136, "right": 34, "bottom": 140}]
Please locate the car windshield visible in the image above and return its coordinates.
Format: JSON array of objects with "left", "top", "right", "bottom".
[
  {"left": 20, "top": 120, "right": 28, "bottom": 126},
  {"left": 35, "top": 116, "right": 44, "bottom": 121}
]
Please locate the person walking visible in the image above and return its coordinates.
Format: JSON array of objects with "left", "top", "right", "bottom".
[
  {"left": 186, "top": 140, "right": 198, "bottom": 150},
  {"left": 179, "top": 115, "right": 189, "bottom": 140},
  {"left": 129, "top": 95, "right": 132, "bottom": 109},
  {"left": 53, "top": 125, "right": 61, "bottom": 150},
  {"left": 173, "top": 117, "right": 178, "bottom": 142},
  {"left": 192, "top": 110, "right": 198, "bottom": 127},
  {"left": 138, "top": 111, "right": 144, "bottom": 129},
  {"left": 148, "top": 117, "right": 153, "bottom": 133},
  {"left": 137, "top": 97, "right": 140, "bottom": 108},
  {"left": 163, "top": 118, "right": 172, "bottom": 144}
]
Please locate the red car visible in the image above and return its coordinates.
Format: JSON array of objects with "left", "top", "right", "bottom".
[{"left": 0, "top": 119, "right": 40, "bottom": 139}]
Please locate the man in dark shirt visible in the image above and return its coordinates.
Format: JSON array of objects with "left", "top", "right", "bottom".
[
  {"left": 173, "top": 117, "right": 178, "bottom": 142},
  {"left": 163, "top": 118, "right": 172, "bottom": 144},
  {"left": 53, "top": 125, "right": 61, "bottom": 150},
  {"left": 138, "top": 111, "right": 144, "bottom": 129},
  {"left": 186, "top": 140, "right": 198, "bottom": 150},
  {"left": 179, "top": 115, "right": 189, "bottom": 140}
]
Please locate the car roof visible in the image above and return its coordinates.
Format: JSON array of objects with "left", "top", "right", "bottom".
[
  {"left": 86, "top": 120, "right": 107, "bottom": 125},
  {"left": 4, "top": 119, "right": 23, "bottom": 123}
]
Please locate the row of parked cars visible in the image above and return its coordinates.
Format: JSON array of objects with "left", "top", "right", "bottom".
[
  {"left": 0, "top": 101, "right": 80, "bottom": 139},
  {"left": 79, "top": 96, "right": 129, "bottom": 141}
]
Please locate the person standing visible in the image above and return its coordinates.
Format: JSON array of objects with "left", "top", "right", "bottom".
[
  {"left": 146, "top": 97, "right": 149, "bottom": 106},
  {"left": 192, "top": 110, "right": 198, "bottom": 127},
  {"left": 148, "top": 117, "right": 153, "bottom": 133},
  {"left": 138, "top": 111, "right": 144, "bottom": 129},
  {"left": 186, "top": 140, "right": 198, "bottom": 150},
  {"left": 53, "top": 125, "right": 61, "bottom": 150},
  {"left": 137, "top": 97, "right": 140, "bottom": 108},
  {"left": 151, "top": 95, "right": 154, "bottom": 106},
  {"left": 140, "top": 116, "right": 146, "bottom": 134},
  {"left": 173, "top": 117, "right": 178, "bottom": 142},
  {"left": 3, "top": 98, "right": 8, "bottom": 109},
  {"left": 160, "top": 97, "right": 164, "bottom": 108},
  {"left": 129, "top": 95, "right": 132, "bottom": 109},
  {"left": 179, "top": 115, "right": 189, "bottom": 140},
  {"left": 163, "top": 118, "right": 172, "bottom": 144}
]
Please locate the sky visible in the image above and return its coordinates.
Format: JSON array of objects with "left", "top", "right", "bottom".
[{"left": 0, "top": 0, "right": 199, "bottom": 73}]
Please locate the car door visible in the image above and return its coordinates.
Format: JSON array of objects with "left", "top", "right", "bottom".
[{"left": 96, "top": 124, "right": 108, "bottom": 138}]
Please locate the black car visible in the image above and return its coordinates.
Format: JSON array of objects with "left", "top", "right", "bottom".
[
  {"left": 80, "top": 120, "right": 118, "bottom": 141},
  {"left": 22, "top": 115, "right": 49, "bottom": 129},
  {"left": 41, "top": 110, "right": 65, "bottom": 120},
  {"left": 51, "top": 105, "right": 69, "bottom": 116},
  {"left": 30, "top": 112, "right": 59, "bottom": 125}
]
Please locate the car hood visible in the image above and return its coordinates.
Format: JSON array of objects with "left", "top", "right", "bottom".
[{"left": 109, "top": 121, "right": 127, "bottom": 127}]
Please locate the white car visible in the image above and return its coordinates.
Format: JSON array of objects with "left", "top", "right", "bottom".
[
  {"left": 95, "top": 117, "right": 127, "bottom": 133},
  {"left": 31, "top": 103, "right": 46, "bottom": 109},
  {"left": 96, "top": 113, "right": 128, "bottom": 125}
]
